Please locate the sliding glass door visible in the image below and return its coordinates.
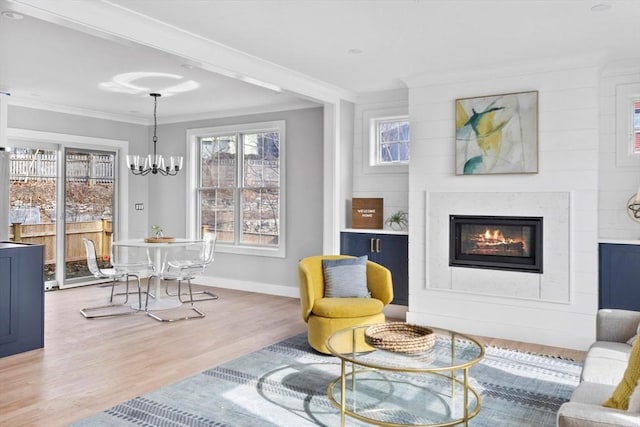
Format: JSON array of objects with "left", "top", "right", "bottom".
[
  {"left": 63, "top": 148, "right": 116, "bottom": 287},
  {"left": 9, "top": 146, "right": 59, "bottom": 288},
  {"left": 7, "top": 139, "right": 119, "bottom": 289}
]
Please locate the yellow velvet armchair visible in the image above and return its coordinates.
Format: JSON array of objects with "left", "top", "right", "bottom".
[{"left": 298, "top": 255, "right": 394, "bottom": 354}]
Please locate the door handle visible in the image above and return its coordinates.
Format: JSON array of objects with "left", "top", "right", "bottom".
[
  {"left": 370, "top": 238, "right": 375, "bottom": 253},
  {"left": 376, "top": 238, "right": 381, "bottom": 253}
]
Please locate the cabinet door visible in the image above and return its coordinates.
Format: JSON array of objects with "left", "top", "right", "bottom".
[
  {"left": 0, "top": 243, "right": 44, "bottom": 358},
  {"left": 340, "top": 232, "right": 380, "bottom": 261},
  {"left": 599, "top": 244, "right": 640, "bottom": 311},
  {"left": 340, "top": 232, "right": 408, "bottom": 306},
  {"left": 377, "top": 234, "right": 409, "bottom": 306},
  {"left": 0, "top": 253, "right": 19, "bottom": 346}
]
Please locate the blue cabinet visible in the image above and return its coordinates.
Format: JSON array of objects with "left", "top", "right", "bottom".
[
  {"left": 0, "top": 242, "right": 44, "bottom": 358},
  {"left": 599, "top": 243, "right": 640, "bottom": 311},
  {"left": 340, "top": 231, "right": 408, "bottom": 306}
]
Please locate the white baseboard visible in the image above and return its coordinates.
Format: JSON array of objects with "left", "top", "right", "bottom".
[
  {"left": 191, "top": 275, "right": 300, "bottom": 299},
  {"left": 406, "top": 310, "right": 593, "bottom": 351},
  {"left": 191, "top": 276, "right": 408, "bottom": 322}
]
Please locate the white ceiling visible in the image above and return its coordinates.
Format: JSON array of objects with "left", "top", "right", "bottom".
[{"left": 1, "top": 0, "right": 640, "bottom": 123}]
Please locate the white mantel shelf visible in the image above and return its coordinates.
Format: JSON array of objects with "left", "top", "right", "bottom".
[
  {"left": 599, "top": 239, "right": 640, "bottom": 246},
  {"left": 342, "top": 228, "right": 408, "bottom": 236}
]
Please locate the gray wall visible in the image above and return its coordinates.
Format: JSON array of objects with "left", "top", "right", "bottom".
[
  {"left": 151, "top": 106, "right": 325, "bottom": 292},
  {"left": 5, "top": 105, "right": 324, "bottom": 293}
]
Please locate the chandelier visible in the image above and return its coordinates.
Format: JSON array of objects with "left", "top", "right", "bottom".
[{"left": 126, "top": 93, "right": 183, "bottom": 176}]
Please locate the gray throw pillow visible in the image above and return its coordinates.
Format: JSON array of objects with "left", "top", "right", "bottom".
[{"left": 322, "top": 256, "right": 370, "bottom": 298}]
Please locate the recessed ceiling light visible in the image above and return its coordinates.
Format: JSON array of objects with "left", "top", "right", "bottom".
[
  {"left": 1, "top": 11, "right": 24, "bottom": 20},
  {"left": 591, "top": 3, "right": 612, "bottom": 12},
  {"left": 348, "top": 48, "right": 364, "bottom": 55}
]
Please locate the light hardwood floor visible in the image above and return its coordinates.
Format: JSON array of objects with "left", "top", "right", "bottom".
[{"left": 0, "top": 283, "right": 585, "bottom": 426}]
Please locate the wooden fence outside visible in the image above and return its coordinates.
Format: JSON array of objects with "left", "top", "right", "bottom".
[
  {"left": 9, "top": 220, "right": 276, "bottom": 266},
  {"left": 10, "top": 152, "right": 114, "bottom": 182},
  {"left": 9, "top": 219, "right": 112, "bottom": 264}
]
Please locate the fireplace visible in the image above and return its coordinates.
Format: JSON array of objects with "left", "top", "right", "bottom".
[{"left": 449, "top": 215, "right": 543, "bottom": 273}]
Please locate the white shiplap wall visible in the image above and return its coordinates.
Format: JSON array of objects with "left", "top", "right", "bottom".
[
  {"left": 351, "top": 89, "right": 409, "bottom": 229},
  {"left": 599, "top": 61, "right": 640, "bottom": 240},
  {"left": 404, "top": 57, "right": 600, "bottom": 350}
]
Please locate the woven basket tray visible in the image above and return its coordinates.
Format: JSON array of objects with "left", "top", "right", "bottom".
[
  {"left": 364, "top": 322, "right": 435, "bottom": 353},
  {"left": 144, "top": 237, "right": 176, "bottom": 243}
]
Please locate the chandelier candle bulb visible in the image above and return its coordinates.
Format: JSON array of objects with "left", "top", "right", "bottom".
[
  {"left": 126, "top": 155, "right": 141, "bottom": 171},
  {"left": 170, "top": 156, "right": 183, "bottom": 171}
]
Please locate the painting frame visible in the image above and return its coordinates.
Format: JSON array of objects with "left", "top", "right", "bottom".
[{"left": 455, "top": 90, "right": 538, "bottom": 175}]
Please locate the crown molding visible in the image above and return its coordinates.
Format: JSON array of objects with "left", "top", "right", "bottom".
[
  {"left": 7, "top": 97, "right": 150, "bottom": 125},
  {"left": 601, "top": 58, "right": 640, "bottom": 77},
  {"left": 7, "top": 95, "right": 322, "bottom": 126},
  {"left": 402, "top": 53, "right": 604, "bottom": 88}
]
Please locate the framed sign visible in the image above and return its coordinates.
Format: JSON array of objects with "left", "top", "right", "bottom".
[
  {"left": 455, "top": 91, "right": 538, "bottom": 175},
  {"left": 352, "top": 198, "right": 383, "bottom": 229}
]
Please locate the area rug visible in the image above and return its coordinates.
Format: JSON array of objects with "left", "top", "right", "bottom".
[{"left": 71, "top": 333, "right": 582, "bottom": 426}]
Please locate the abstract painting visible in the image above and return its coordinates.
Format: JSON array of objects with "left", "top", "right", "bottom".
[{"left": 455, "top": 91, "right": 538, "bottom": 175}]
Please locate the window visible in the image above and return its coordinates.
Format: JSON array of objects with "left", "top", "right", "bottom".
[
  {"left": 615, "top": 83, "right": 640, "bottom": 167},
  {"left": 372, "top": 116, "right": 410, "bottom": 165},
  {"left": 189, "top": 120, "right": 285, "bottom": 257},
  {"left": 362, "top": 106, "right": 409, "bottom": 175}
]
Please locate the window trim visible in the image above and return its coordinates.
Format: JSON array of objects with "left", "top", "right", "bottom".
[
  {"left": 615, "top": 83, "right": 640, "bottom": 167},
  {"left": 362, "top": 107, "right": 409, "bottom": 175},
  {"left": 186, "top": 120, "right": 286, "bottom": 258},
  {"left": 372, "top": 115, "right": 410, "bottom": 165}
]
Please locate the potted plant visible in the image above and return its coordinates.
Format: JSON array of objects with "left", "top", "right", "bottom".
[
  {"left": 385, "top": 210, "right": 408, "bottom": 230},
  {"left": 151, "top": 225, "right": 163, "bottom": 238}
]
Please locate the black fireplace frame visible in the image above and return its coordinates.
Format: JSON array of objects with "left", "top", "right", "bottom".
[{"left": 449, "top": 215, "right": 543, "bottom": 273}]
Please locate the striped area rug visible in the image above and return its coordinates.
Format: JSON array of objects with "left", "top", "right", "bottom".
[{"left": 72, "top": 333, "right": 581, "bottom": 426}]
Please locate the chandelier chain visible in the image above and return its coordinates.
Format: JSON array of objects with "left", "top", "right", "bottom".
[{"left": 152, "top": 93, "right": 158, "bottom": 144}]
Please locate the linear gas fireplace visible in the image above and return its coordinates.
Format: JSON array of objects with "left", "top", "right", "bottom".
[{"left": 449, "top": 215, "right": 543, "bottom": 273}]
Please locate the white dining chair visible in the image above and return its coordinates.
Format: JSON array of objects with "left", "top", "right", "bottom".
[
  {"left": 108, "top": 234, "right": 155, "bottom": 303},
  {"left": 145, "top": 232, "right": 217, "bottom": 322},
  {"left": 164, "top": 232, "right": 219, "bottom": 302},
  {"left": 80, "top": 238, "right": 153, "bottom": 318}
]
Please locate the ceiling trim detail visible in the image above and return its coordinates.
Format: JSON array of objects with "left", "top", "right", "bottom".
[
  {"left": 7, "top": 96, "right": 151, "bottom": 125},
  {"left": 5, "top": 0, "right": 356, "bottom": 104}
]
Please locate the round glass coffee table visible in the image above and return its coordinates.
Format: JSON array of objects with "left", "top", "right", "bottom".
[{"left": 326, "top": 324, "right": 485, "bottom": 426}]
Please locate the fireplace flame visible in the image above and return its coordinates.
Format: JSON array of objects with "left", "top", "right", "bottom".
[
  {"left": 480, "top": 228, "right": 528, "bottom": 253},
  {"left": 484, "top": 228, "right": 504, "bottom": 242}
]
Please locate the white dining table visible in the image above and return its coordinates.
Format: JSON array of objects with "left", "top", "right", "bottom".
[{"left": 112, "top": 238, "right": 203, "bottom": 310}]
